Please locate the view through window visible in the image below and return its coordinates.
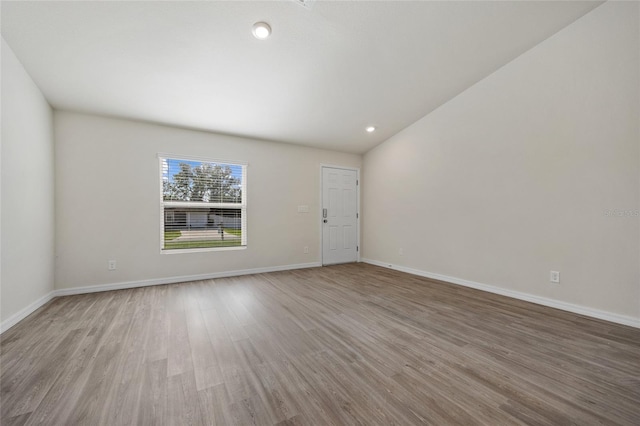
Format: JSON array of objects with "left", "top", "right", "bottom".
[{"left": 160, "top": 156, "right": 247, "bottom": 251}]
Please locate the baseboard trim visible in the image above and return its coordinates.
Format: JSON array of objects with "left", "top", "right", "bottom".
[
  {"left": 53, "top": 262, "right": 322, "bottom": 297},
  {"left": 1, "top": 291, "right": 56, "bottom": 334},
  {"left": 1, "top": 262, "right": 322, "bottom": 334},
  {"left": 7, "top": 260, "right": 636, "bottom": 332},
  {"left": 361, "top": 258, "right": 640, "bottom": 329}
]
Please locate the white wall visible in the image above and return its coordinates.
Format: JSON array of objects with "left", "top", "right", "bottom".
[
  {"left": 362, "top": 2, "right": 640, "bottom": 321},
  {"left": 1, "top": 38, "right": 55, "bottom": 323},
  {"left": 54, "top": 111, "right": 361, "bottom": 290}
]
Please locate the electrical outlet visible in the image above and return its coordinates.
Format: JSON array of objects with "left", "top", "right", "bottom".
[
  {"left": 399, "top": 248, "right": 404, "bottom": 256},
  {"left": 303, "top": 246, "right": 309, "bottom": 254},
  {"left": 550, "top": 271, "right": 560, "bottom": 283},
  {"left": 108, "top": 260, "right": 117, "bottom": 271}
]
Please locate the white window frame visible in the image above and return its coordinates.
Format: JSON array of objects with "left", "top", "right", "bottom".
[{"left": 158, "top": 154, "right": 247, "bottom": 254}]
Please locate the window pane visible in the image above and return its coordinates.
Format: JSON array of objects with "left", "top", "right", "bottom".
[
  {"left": 160, "top": 156, "right": 246, "bottom": 252},
  {"left": 162, "top": 158, "right": 243, "bottom": 203},
  {"left": 163, "top": 207, "right": 243, "bottom": 250}
]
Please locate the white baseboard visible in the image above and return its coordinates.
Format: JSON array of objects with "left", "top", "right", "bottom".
[
  {"left": 6, "top": 260, "right": 636, "bottom": 333},
  {"left": 1, "top": 262, "right": 321, "bottom": 334},
  {"left": 54, "top": 262, "right": 322, "bottom": 296},
  {"left": 1, "top": 291, "right": 56, "bottom": 334},
  {"left": 361, "top": 258, "right": 640, "bottom": 329}
]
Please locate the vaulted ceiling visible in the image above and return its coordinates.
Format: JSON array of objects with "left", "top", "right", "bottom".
[{"left": 1, "top": 1, "right": 602, "bottom": 153}]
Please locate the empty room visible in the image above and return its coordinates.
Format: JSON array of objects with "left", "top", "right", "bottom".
[{"left": 1, "top": 0, "right": 639, "bottom": 425}]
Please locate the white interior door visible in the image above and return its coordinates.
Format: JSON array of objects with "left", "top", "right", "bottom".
[{"left": 322, "top": 167, "right": 358, "bottom": 265}]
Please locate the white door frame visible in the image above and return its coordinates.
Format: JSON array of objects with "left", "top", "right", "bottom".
[{"left": 319, "top": 164, "right": 360, "bottom": 265}]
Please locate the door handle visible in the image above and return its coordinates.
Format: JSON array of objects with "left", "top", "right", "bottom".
[
  {"left": 323, "top": 219, "right": 328, "bottom": 223},
  {"left": 322, "top": 208, "right": 327, "bottom": 218}
]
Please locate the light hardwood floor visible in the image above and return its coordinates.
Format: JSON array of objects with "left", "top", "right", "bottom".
[{"left": 1, "top": 263, "right": 639, "bottom": 425}]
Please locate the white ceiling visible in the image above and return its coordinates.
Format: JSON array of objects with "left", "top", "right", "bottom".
[{"left": 1, "top": 1, "right": 602, "bottom": 154}]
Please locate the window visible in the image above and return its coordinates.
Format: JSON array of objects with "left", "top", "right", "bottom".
[{"left": 160, "top": 155, "right": 247, "bottom": 251}]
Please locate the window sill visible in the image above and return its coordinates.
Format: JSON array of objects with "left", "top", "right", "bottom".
[{"left": 161, "top": 246, "right": 247, "bottom": 255}]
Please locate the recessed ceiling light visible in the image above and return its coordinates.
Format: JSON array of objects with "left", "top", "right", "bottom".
[
  {"left": 252, "top": 22, "right": 271, "bottom": 40},
  {"left": 366, "top": 126, "right": 376, "bottom": 133}
]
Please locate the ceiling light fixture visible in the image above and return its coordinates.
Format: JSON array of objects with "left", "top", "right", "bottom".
[
  {"left": 252, "top": 22, "right": 271, "bottom": 40},
  {"left": 366, "top": 126, "right": 376, "bottom": 133}
]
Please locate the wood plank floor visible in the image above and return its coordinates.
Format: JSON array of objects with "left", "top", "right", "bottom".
[{"left": 1, "top": 263, "right": 639, "bottom": 425}]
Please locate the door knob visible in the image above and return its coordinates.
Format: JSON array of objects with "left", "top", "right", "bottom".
[{"left": 323, "top": 219, "right": 328, "bottom": 223}]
